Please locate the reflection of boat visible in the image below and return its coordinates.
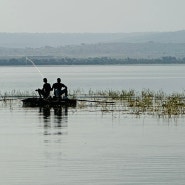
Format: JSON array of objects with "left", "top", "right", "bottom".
[{"left": 22, "top": 97, "right": 77, "bottom": 107}]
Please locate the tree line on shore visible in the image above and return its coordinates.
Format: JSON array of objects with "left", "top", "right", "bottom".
[{"left": 0, "top": 56, "right": 185, "bottom": 65}]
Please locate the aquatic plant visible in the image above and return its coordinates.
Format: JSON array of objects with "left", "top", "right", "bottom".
[
  {"left": 0, "top": 90, "right": 37, "bottom": 101},
  {"left": 2, "top": 88, "right": 185, "bottom": 117}
]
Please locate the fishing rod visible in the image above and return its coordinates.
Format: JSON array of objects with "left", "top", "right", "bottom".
[{"left": 26, "top": 57, "right": 44, "bottom": 78}]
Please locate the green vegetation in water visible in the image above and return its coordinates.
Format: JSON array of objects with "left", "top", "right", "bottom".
[
  {"left": 2, "top": 88, "right": 185, "bottom": 117},
  {"left": 0, "top": 90, "right": 37, "bottom": 100},
  {"left": 75, "top": 89, "right": 185, "bottom": 118}
]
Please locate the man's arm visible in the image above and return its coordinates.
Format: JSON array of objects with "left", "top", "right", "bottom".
[{"left": 62, "top": 84, "right": 67, "bottom": 89}]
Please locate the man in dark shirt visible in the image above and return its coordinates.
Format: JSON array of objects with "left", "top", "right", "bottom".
[
  {"left": 36, "top": 78, "right": 51, "bottom": 99},
  {"left": 52, "top": 78, "right": 68, "bottom": 98}
]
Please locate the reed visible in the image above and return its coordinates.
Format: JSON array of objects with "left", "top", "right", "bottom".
[
  {"left": 0, "top": 90, "right": 37, "bottom": 100},
  {"left": 74, "top": 89, "right": 185, "bottom": 117},
  {"left": 2, "top": 88, "right": 185, "bottom": 117}
]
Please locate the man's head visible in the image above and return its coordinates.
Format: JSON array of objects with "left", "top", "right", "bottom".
[
  {"left": 43, "top": 78, "right": 47, "bottom": 83},
  {"left": 57, "top": 78, "right": 61, "bottom": 83}
]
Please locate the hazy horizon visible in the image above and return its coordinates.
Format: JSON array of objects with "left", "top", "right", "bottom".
[
  {"left": 0, "top": 30, "right": 185, "bottom": 34},
  {"left": 0, "top": 0, "right": 185, "bottom": 33}
]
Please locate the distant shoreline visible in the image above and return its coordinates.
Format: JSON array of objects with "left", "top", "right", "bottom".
[{"left": 0, "top": 56, "right": 184, "bottom": 66}]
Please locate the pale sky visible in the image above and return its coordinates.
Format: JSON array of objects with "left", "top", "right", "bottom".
[{"left": 0, "top": 0, "right": 184, "bottom": 33}]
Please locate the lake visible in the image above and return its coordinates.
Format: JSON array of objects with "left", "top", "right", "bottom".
[
  {"left": 1, "top": 65, "right": 185, "bottom": 185},
  {"left": 0, "top": 65, "right": 185, "bottom": 93}
]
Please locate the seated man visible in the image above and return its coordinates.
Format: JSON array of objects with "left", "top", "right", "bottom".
[
  {"left": 52, "top": 78, "right": 68, "bottom": 99},
  {"left": 36, "top": 78, "right": 51, "bottom": 99}
]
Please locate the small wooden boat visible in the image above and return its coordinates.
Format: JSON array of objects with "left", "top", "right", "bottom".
[{"left": 22, "top": 97, "right": 77, "bottom": 107}]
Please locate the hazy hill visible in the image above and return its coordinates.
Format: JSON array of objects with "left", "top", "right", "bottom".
[
  {"left": 117, "top": 30, "right": 185, "bottom": 43},
  {"left": 0, "top": 33, "right": 129, "bottom": 48},
  {"left": 0, "top": 42, "right": 185, "bottom": 59},
  {"left": 0, "top": 31, "right": 185, "bottom": 48},
  {"left": 0, "top": 31, "right": 185, "bottom": 59}
]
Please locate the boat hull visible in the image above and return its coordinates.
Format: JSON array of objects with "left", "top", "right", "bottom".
[{"left": 22, "top": 98, "right": 77, "bottom": 107}]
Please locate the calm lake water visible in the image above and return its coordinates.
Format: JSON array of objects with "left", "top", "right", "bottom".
[
  {"left": 0, "top": 64, "right": 185, "bottom": 93},
  {"left": 1, "top": 65, "right": 185, "bottom": 185}
]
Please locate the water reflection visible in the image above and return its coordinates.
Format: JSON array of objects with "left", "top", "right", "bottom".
[
  {"left": 42, "top": 107, "right": 51, "bottom": 119},
  {"left": 39, "top": 106, "right": 68, "bottom": 136},
  {"left": 53, "top": 106, "right": 68, "bottom": 126}
]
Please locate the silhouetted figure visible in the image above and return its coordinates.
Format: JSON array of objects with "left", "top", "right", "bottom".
[
  {"left": 36, "top": 78, "right": 51, "bottom": 99},
  {"left": 52, "top": 78, "right": 68, "bottom": 99}
]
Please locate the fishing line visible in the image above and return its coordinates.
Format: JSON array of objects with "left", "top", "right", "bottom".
[{"left": 26, "top": 57, "right": 44, "bottom": 78}]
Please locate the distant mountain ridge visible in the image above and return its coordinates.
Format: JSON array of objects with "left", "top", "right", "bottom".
[
  {"left": 0, "top": 30, "right": 185, "bottom": 48},
  {"left": 117, "top": 30, "right": 185, "bottom": 43},
  {"left": 0, "top": 42, "right": 185, "bottom": 59}
]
